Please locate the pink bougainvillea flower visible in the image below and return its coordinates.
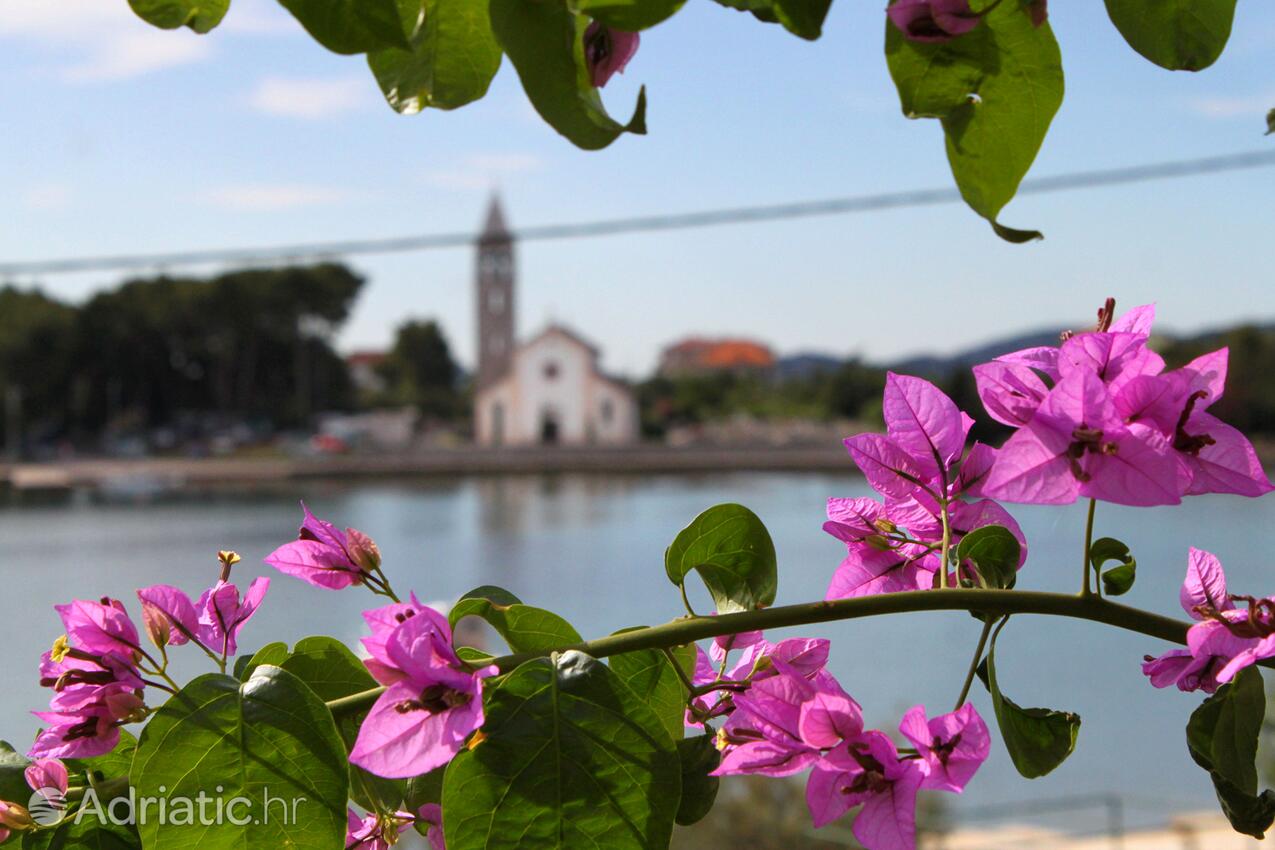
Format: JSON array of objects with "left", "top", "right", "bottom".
[
  {"left": 39, "top": 645, "right": 144, "bottom": 695},
  {"left": 416, "top": 803, "right": 446, "bottom": 850},
  {"left": 974, "top": 361, "right": 1050, "bottom": 428},
  {"left": 265, "top": 503, "right": 379, "bottom": 590},
  {"left": 1057, "top": 332, "right": 1164, "bottom": 394},
  {"left": 1115, "top": 349, "right": 1272, "bottom": 498},
  {"left": 29, "top": 697, "right": 132, "bottom": 759},
  {"left": 344, "top": 808, "right": 422, "bottom": 850},
  {"left": 583, "top": 21, "right": 639, "bottom": 88},
  {"left": 54, "top": 598, "right": 141, "bottom": 659},
  {"left": 1143, "top": 549, "right": 1275, "bottom": 692},
  {"left": 831, "top": 374, "right": 1026, "bottom": 597},
  {"left": 687, "top": 631, "right": 830, "bottom": 727},
  {"left": 712, "top": 665, "right": 827, "bottom": 778},
  {"left": 880, "top": 373, "right": 974, "bottom": 483},
  {"left": 349, "top": 608, "right": 497, "bottom": 778},
  {"left": 136, "top": 584, "right": 201, "bottom": 647},
  {"left": 806, "top": 730, "right": 926, "bottom": 850},
  {"left": 826, "top": 541, "right": 938, "bottom": 599},
  {"left": 24, "top": 759, "right": 69, "bottom": 800},
  {"left": 897, "top": 704, "right": 990, "bottom": 793},
  {"left": 359, "top": 594, "right": 442, "bottom": 686},
  {"left": 195, "top": 577, "right": 269, "bottom": 657},
  {"left": 887, "top": 0, "right": 981, "bottom": 43},
  {"left": 984, "top": 370, "right": 1189, "bottom": 507}
]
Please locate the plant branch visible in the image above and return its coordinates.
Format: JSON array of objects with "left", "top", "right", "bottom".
[
  {"left": 326, "top": 587, "right": 1230, "bottom": 717},
  {"left": 954, "top": 615, "right": 998, "bottom": 710},
  {"left": 1081, "top": 498, "right": 1097, "bottom": 597}
]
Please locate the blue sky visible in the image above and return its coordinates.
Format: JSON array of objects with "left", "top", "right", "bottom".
[{"left": 2, "top": 0, "right": 1273, "bottom": 377}]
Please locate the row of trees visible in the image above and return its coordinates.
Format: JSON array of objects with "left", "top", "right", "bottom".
[
  {"left": 0, "top": 265, "right": 462, "bottom": 457},
  {"left": 637, "top": 327, "right": 1275, "bottom": 444}
]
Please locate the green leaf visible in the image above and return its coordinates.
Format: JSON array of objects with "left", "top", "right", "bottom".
[
  {"left": 0, "top": 742, "right": 31, "bottom": 810},
  {"left": 442, "top": 652, "right": 680, "bottom": 849},
  {"left": 707, "top": 0, "right": 830, "bottom": 39},
  {"left": 63, "top": 730, "right": 138, "bottom": 786},
  {"left": 665, "top": 503, "right": 778, "bottom": 614},
  {"left": 575, "top": 0, "right": 686, "bottom": 31},
  {"left": 130, "top": 666, "right": 349, "bottom": 849},
  {"left": 956, "top": 525, "right": 1020, "bottom": 589},
  {"left": 20, "top": 817, "right": 139, "bottom": 850},
  {"left": 368, "top": 0, "right": 502, "bottom": 114},
  {"left": 609, "top": 632, "right": 696, "bottom": 740},
  {"left": 235, "top": 641, "right": 289, "bottom": 681},
  {"left": 1188, "top": 667, "right": 1264, "bottom": 791},
  {"left": 278, "top": 637, "right": 405, "bottom": 814},
  {"left": 127, "top": 0, "right": 229, "bottom": 33},
  {"left": 1186, "top": 668, "right": 1274, "bottom": 838},
  {"left": 977, "top": 619, "right": 1080, "bottom": 778},
  {"left": 1090, "top": 537, "right": 1137, "bottom": 596},
  {"left": 886, "top": 0, "right": 1063, "bottom": 241},
  {"left": 450, "top": 586, "right": 583, "bottom": 653},
  {"left": 405, "top": 768, "right": 446, "bottom": 837},
  {"left": 675, "top": 735, "right": 721, "bottom": 826},
  {"left": 489, "top": 0, "right": 646, "bottom": 151},
  {"left": 1104, "top": 0, "right": 1237, "bottom": 71},
  {"left": 1265, "top": 108, "right": 1274, "bottom": 136},
  {"left": 276, "top": 0, "right": 409, "bottom": 55}
]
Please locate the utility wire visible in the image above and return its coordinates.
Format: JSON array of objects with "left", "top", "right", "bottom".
[{"left": 4, "top": 148, "right": 1274, "bottom": 278}]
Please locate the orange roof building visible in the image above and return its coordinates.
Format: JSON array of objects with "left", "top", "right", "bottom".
[{"left": 658, "top": 337, "right": 776, "bottom": 377}]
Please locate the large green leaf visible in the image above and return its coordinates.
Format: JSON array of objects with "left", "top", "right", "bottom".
[
  {"left": 20, "top": 817, "right": 139, "bottom": 850},
  {"left": 235, "top": 642, "right": 289, "bottom": 681},
  {"left": 886, "top": 0, "right": 1063, "bottom": 241},
  {"left": 575, "top": 0, "right": 686, "bottom": 31},
  {"left": 368, "top": 0, "right": 502, "bottom": 114},
  {"left": 130, "top": 666, "right": 348, "bottom": 849},
  {"left": 708, "top": 0, "right": 830, "bottom": 39},
  {"left": 0, "top": 741, "right": 31, "bottom": 811},
  {"left": 1104, "top": 0, "right": 1237, "bottom": 71},
  {"left": 450, "top": 586, "right": 583, "bottom": 653},
  {"left": 609, "top": 633, "right": 696, "bottom": 740},
  {"left": 63, "top": 730, "right": 138, "bottom": 787},
  {"left": 665, "top": 503, "right": 777, "bottom": 614},
  {"left": 956, "top": 525, "right": 1020, "bottom": 589},
  {"left": 977, "top": 618, "right": 1080, "bottom": 778},
  {"left": 1186, "top": 667, "right": 1275, "bottom": 838},
  {"left": 276, "top": 0, "right": 409, "bottom": 55},
  {"left": 127, "top": 0, "right": 229, "bottom": 33},
  {"left": 442, "top": 652, "right": 681, "bottom": 849},
  {"left": 675, "top": 735, "right": 720, "bottom": 826},
  {"left": 279, "top": 637, "right": 405, "bottom": 815},
  {"left": 489, "top": 0, "right": 646, "bottom": 151}
]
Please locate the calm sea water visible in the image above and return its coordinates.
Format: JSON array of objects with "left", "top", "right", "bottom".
[{"left": 3, "top": 472, "right": 1273, "bottom": 830}]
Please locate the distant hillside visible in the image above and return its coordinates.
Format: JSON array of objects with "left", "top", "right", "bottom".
[
  {"left": 887, "top": 328, "right": 1063, "bottom": 378},
  {"left": 775, "top": 353, "right": 844, "bottom": 380}
]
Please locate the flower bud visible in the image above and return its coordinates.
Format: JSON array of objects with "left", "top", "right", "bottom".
[
  {"left": 872, "top": 518, "right": 898, "bottom": 534},
  {"left": 346, "top": 528, "right": 381, "bottom": 574},
  {"left": 142, "top": 606, "right": 171, "bottom": 649},
  {"left": 866, "top": 534, "right": 893, "bottom": 551},
  {"left": 0, "top": 802, "right": 34, "bottom": 832}
]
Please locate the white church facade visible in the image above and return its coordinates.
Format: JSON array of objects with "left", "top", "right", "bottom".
[{"left": 472, "top": 199, "right": 639, "bottom": 447}]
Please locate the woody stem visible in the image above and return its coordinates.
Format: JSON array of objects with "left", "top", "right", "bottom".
[{"left": 325, "top": 588, "right": 1243, "bottom": 717}]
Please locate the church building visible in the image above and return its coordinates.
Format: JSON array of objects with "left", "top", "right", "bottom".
[{"left": 473, "top": 199, "right": 639, "bottom": 447}]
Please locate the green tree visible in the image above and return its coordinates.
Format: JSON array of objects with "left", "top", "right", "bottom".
[{"left": 377, "top": 319, "right": 462, "bottom": 419}]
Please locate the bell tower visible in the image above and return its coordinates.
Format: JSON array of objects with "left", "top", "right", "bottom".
[{"left": 476, "top": 195, "right": 515, "bottom": 390}]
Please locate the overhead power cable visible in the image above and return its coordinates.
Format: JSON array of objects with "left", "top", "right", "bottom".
[{"left": 3, "top": 148, "right": 1274, "bottom": 277}]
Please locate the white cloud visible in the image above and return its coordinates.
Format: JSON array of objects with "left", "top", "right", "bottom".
[
  {"left": 204, "top": 184, "right": 359, "bottom": 212},
  {"left": 21, "top": 183, "right": 73, "bottom": 211},
  {"left": 248, "top": 76, "right": 369, "bottom": 119},
  {"left": 1189, "top": 92, "right": 1275, "bottom": 118},
  {"left": 0, "top": 0, "right": 211, "bottom": 81},
  {"left": 423, "top": 153, "right": 544, "bottom": 190}
]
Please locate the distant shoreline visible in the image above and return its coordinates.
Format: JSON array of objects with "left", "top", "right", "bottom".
[{"left": 0, "top": 445, "right": 854, "bottom": 493}]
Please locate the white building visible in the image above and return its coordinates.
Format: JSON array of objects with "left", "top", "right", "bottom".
[
  {"left": 471, "top": 198, "right": 638, "bottom": 447},
  {"left": 475, "top": 325, "right": 639, "bottom": 446}
]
